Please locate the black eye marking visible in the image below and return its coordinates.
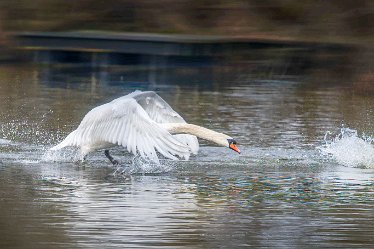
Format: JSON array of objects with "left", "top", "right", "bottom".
[{"left": 227, "top": 139, "right": 237, "bottom": 145}]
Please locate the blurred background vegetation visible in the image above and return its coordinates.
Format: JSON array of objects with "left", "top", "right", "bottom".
[
  {"left": 0, "top": 0, "right": 372, "bottom": 45},
  {"left": 0, "top": 0, "right": 372, "bottom": 86}
]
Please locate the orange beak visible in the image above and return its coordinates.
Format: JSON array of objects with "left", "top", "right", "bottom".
[{"left": 229, "top": 143, "right": 241, "bottom": 154}]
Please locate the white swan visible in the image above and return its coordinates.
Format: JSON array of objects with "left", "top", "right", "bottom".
[{"left": 51, "top": 90, "right": 240, "bottom": 164}]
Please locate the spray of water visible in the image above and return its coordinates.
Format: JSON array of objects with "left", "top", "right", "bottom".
[
  {"left": 42, "top": 146, "right": 174, "bottom": 175},
  {"left": 113, "top": 155, "right": 173, "bottom": 176},
  {"left": 42, "top": 147, "right": 82, "bottom": 163},
  {"left": 0, "top": 110, "right": 64, "bottom": 146},
  {"left": 0, "top": 138, "right": 11, "bottom": 145},
  {"left": 319, "top": 126, "right": 374, "bottom": 168}
]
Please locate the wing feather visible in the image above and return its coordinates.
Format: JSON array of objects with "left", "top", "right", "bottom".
[
  {"left": 130, "top": 91, "right": 199, "bottom": 154},
  {"left": 112, "top": 98, "right": 192, "bottom": 162}
]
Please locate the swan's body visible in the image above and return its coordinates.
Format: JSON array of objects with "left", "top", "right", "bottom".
[{"left": 51, "top": 90, "right": 240, "bottom": 164}]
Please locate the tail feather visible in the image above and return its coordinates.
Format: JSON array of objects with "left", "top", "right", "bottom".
[{"left": 50, "top": 130, "right": 78, "bottom": 150}]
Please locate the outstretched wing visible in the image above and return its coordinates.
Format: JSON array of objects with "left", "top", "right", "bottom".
[
  {"left": 131, "top": 91, "right": 185, "bottom": 123},
  {"left": 61, "top": 97, "right": 192, "bottom": 164},
  {"left": 130, "top": 91, "right": 199, "bottom": 154}
]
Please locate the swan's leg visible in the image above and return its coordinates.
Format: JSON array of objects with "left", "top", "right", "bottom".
[{"left": 104, "top": 150, "right": 119, "bottom": 165}]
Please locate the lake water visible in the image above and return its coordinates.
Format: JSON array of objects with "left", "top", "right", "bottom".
[{"left": 0, "top": 55, "right": 374, "bottom": 248}]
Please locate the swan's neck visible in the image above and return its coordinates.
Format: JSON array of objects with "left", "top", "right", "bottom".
[{"left": 161, "top": 123, "right": 231, "bottom": 147}]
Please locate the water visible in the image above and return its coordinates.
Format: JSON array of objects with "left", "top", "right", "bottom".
[
  {"left": 0, "top": 59, "right": 374, "bottom": 248},
  {"left": 320, "top": 127, "right": 374, "bottom": 168}
]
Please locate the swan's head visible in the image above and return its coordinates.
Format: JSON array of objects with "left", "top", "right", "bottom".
[{"left": 227, "top": 138, "right": 241, "bottom": 154}]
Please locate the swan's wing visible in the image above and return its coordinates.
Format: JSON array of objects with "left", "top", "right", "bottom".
[
  {"left": 172, "top": 134, "right": 199, "bottom": 154},
  {"left": 131, "top": 91, "right": 185, "bottom": 123},
  {"left": 74, "top": 98, "right": 192, "bottom": 163},
  {"left": 130, "top": 91, "right": 199, "bottom": 154}
]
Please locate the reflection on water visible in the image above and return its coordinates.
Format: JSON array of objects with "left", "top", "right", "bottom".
[{"left": 1, "top": 51, "right": 374, "bottom": 248}]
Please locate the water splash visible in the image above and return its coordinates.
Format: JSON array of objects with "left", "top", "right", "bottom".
[
  {"left": 42, "top": 147, "right": 81, "bottom": 163},
  {"left": 0, "top": 110, "right": 65, "bottom": 146},
  {"left": 42, "top": 146, "right": 173, "bottom": 175},
  {"left": 0, "top": 138, "right": 11, "bottom": 145},
  {"left": 114, "top": 155, "right": 173, "bottom": 176},
  {"left": 319, "top": 127, "right": 374, "bottom": 168}
]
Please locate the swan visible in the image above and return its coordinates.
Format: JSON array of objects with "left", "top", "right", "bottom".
[{"left": 50, "top": 90, "right": 240, "bottom": 164}]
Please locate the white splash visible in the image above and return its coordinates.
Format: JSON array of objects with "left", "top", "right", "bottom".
[
  {"left": 319, "top": 127, "right": 374, "bottom": 168},
  {"left": 42, "top": 147, "right": 81, "bottom": 163},
  {"left": 42, "top": 146, "right": 173, "bottom": 175},
  {"left": 0, "top": 138, "right": 12, "bottom": 145},
  {"left": 114, "top": 155, "right": 173, "bottom": 175}
]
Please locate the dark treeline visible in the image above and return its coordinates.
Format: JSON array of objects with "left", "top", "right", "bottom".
[{"left": 0, "top": 0, "right": 372, "bottom": 44}]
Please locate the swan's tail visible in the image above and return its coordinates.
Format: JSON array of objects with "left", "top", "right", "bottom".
[{"left": 50, "top": 130, "right": 78, "bottom": 151}]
